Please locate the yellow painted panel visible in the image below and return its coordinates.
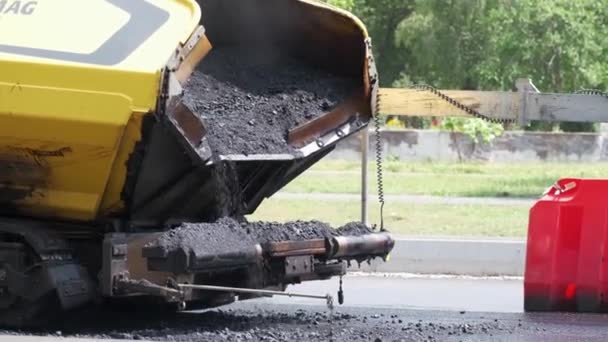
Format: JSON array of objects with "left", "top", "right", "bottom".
[
  {"left": 0, "top": 84, "right": 132, "bottom": 145},
  {"left": 18, "top": 190, "right": 102, "bottom": 221},
  {"left": 0, "top": 81, "right": 134, "bottom": 220},
  {"left": 0, "top": 1, "right": 130, "bottom": 54},
  {"left": 379, "top": 88, "right": 472, "bottom": 117},
  {"left": 378, "top": 88, "right": 520, "bottom": 119},
  {"left": 0, "top": 0, "right": 201, "bottom": 73},
  {"left": 0, "top": 0, "right": 205, "bottom": 221},
  {"left": 124, "top": 0, "right": 202, "bottom": 71},
  {"left": 0, "top": 60, "right": 159, "bottom": 113},
  {"left": 0, "top": 138, "right": 123, "bottom": 221}
]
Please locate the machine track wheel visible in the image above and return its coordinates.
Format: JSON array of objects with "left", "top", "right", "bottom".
[
  {"left": 0, "top": 241, "right": 62, "bottom": 327},
  {"left": 0, "top": 221, "right": 95, "bottom": 328}
]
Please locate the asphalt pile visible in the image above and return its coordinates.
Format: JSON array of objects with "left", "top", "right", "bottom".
[
  {"left": 152, "top": 218, "right": 256, "bottom": 258},
  {"left": 149, "top": 218, "right": 373, "bottom": 257},
  {"left": 182, "top": 46, "right": 358, "bottom": 155}
]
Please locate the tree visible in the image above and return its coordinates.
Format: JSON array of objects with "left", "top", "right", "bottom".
[
  {"left": 324, "top": 0, "right": 415, "bottom": 86},
  {"left": 325, "top": 0, "right": 608, "bottom": 132},
  {"left": 395, "top": 0, "right": 608, "bottom": 132},
  {"left": 396, "top": 0, "right": 608, "bottom": 91},
  {"left": 478, "top": 0, "right": 608, "bottom": 93},
  {"left": 475, "top": 0, "right": 607, "bottom": 133},
  {"left": 395, "top": 0, "right": 496, "bottom": 89},
  {"left": 324, "top": 0, "right": 355, "bottom": 10}
]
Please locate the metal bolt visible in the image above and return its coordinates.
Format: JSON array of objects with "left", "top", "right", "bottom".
[{"left": 177, "top": 301, "right": 186, "bottom": 311}]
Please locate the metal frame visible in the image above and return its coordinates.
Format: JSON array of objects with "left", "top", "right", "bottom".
[
  {"left": 379, "top": 79, "right": 608, "bottom": 124},
  {"left": 361, "top": 128, "right": 369, "bottom": 225}
]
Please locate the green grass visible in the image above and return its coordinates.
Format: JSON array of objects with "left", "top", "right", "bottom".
[
  {"left": 282, "top": 161, "right": 608, "bottom": 198},
  {"left": 249, "top": 198, "right": 529, "bottom": 237},
  {"left": 253, "top": 161, "right": 605, "bottom": 236}
]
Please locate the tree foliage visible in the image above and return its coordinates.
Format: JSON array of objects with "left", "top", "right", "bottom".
[
  {"left": 479, "top": 0, "right": 608, "bottom": 93},
  {"left": 324, "top": 0, "right": 415, "bottom": 85},
  {"left": 396, "top": 0, "right": 608, "bottom": 92},
  {"left": 325, "top": 0, "right": 608, "bottom": 132},
  {"left": 441, "top": 118, "right": 504, "bottom": 144},
  {"left": 395, "top": 0, "right": 494, "bottom": 89},
  {"left": 324, "top": 0, "right": 355, "bottom": 10}
]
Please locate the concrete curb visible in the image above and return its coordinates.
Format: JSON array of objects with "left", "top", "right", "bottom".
[{"left": 352, "top": 238, "right": 526, "bottom": 277}]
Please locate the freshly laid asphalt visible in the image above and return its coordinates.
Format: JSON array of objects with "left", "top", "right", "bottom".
[{"left": 2, "top": 275, "right": 608, "bottom": 341}]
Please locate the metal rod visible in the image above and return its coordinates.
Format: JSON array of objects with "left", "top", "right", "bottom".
[
  {"left": 178, "top": 283, "right": 331, "bottom": 301},
  {"left": 361, "top": 127, "right": 369, "bottom": 225}
]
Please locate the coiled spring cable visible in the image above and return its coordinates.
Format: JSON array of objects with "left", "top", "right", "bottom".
[{"left": 373, "top": 104, "right": 385, "bottom": 231}]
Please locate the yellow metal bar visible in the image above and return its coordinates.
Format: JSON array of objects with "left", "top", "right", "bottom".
[{"left": 378, "top": 88, "right": 518, "bottom": 120}]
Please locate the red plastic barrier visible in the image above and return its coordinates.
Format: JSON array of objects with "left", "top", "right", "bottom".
[{"left": 525, "top": 178, "right": 608, "bottom": 312}]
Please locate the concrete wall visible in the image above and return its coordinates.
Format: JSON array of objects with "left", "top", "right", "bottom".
[{"left": 330, "top": 129, "right": 608, "bottom": 162}]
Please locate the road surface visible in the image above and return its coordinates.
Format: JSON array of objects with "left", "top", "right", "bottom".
[
  {"left": 276, "top": 273, "right": 523, "bottom": 313},
  {"left": 1, "top": 274, "right": 608, "bottom": 341}
]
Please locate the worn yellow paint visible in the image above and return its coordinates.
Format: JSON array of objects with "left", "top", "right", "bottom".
[
  {"left": 0, "top": 78, "right": 134, "bottom": 220},
  {"left": 379, "top": 88, "right": 520, "bottom": 120},
  {"left": 0, "top": 0, "right": 201, "bottom": 71},
  {"left": 0, "top": 0, "right": 201, "bottom": 221},
  {"left": 379, "top": 88, "right": 476, "bottom": 117}
]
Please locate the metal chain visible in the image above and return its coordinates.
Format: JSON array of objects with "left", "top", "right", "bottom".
[
  {"left": 574, "top": 89, "right": 608, "bottom": 97},
  {"left": 373, "top": 92, "right": 385, "bottom": 231},
  {"left": 408, "top": 85, "right": 608, "bottom": 127},
  {"left": 411, "top": 84, "right": 516, "bottom": 124}
]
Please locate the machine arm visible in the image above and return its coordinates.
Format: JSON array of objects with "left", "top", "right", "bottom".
[{"left": 379, "top": 79, "right": 608, "bottom": 125}]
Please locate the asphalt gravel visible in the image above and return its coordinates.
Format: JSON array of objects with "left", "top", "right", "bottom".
[
  {"left": 0, "top": 304, "right": 520, "bottom": 341},
  {"left": 183, "top": 46, "right": 358, "bottom": 156},
  {"left": 148, "top": 218, "right": 374, "bottom": 258},
  {"left": 5, "top": 301, "right": 608, "bottom": 341}
]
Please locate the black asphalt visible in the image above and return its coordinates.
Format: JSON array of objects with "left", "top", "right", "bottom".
[{"left": 3, "top": 301, "right": 608, "bottom": 341}]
